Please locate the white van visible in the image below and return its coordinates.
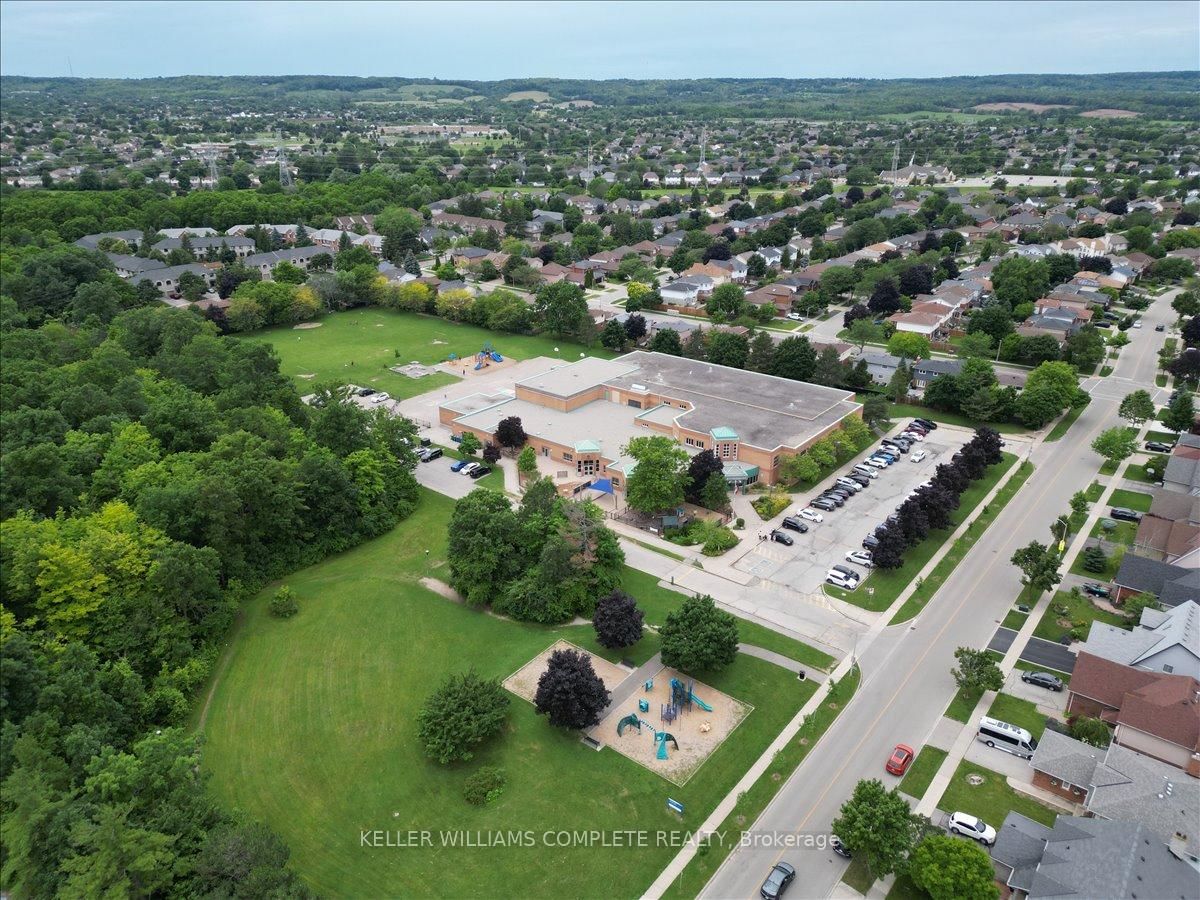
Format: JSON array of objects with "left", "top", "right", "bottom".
[{"left": 977, "top": 716, "right": 1038, "bottom": 759}]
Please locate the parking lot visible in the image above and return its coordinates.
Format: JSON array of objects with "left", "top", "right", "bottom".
[{"left": 733, "top": 425, "right": 972, "bottom": 596}]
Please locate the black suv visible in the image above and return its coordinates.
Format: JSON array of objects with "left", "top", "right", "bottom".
[
  {"left": 769, "top": 529, "right": 794, "bottom": 546},
  {"left": 1110, "top": 507, "right": 1142, "bottom": 522},
  {"left": 781, "top": 517, "right": 809, "bottom": 533},
  {"left": 913, "top": 418, "right": 937, "bottom": 430},
  {"left": 468, "top": 465, "right": 491, "bottom": 479},
  {"left": 862, "top": 534, "right": 880, "bottom": 550},
  {"left": 420, "top": 447, "right": 443, "bottom": 462},
  {"left": 1145, "top": 441, "right": 1174, "bottom": 453}
]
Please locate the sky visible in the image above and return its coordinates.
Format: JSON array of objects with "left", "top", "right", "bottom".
[{"left": 1, "top": 0, "right": 1197, "bottom": 81}]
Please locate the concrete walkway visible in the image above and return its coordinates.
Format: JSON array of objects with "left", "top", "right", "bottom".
[
  {"left": 593, "top": 653, "right": 663, "bottom": 731},
  {"left": 738, "top": 643, "right": 827, "bottom": 682}
]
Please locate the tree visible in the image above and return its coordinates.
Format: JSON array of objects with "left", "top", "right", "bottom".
[
  {"left": 908, "top": 835, "right": 999, "bottom": 900},
  {"left": 951, "top": 646, "right": 1003, "bottom": 695},
  {"left": 649, "top": 328, "right": 683, "bottom": 356},
  {"left": 482, "top": 444, "right": 501, "bottom": 464},
  {"left": 848, "top": 317, "right": 884, "bottom": 351},
  {"left": 887, "top": 332, "right": 931, "bottom": 361},
  {"left": 1010, "top": 540, "right": 1062, "bottom": 594},
  {"left": 832, "top": 779, "right": 916, "bottom": 878},
  {"left": 899, "top": 264, "right": 935, "bottom": 297},
  {"left": 592, "top": 590, "right": 645, "bottom": 650},
  {"left": 770, "top": 335, "right": 817, "bottom": 381},
  {"left": 1091, "top": 427, "right": 1138, "bottom": 467},
  {"left": 496, "top": 416, "right": 527, "bottom": 450},
  {"left": 862, "top": 394, "right": 891, "bottom": 429},
  {"left": 417, "top": 670, "right": 510, "bottom": 763},
  {"left": 747, "top": 330, "right": 776, "bottom": 373},
  {"left": 447, "top": 490, "right": 521, "bottom": 606},
  {"left": 534, "top": 648, "right": 611, "bottom": 729},
  {"left": 956, "top": 331, "right": 994, "bottom": 359},
  {"left": 1118, "top": 390, "right": 1156, "bottom": 426},
  {"left": 699, "top": 472, "right": 730, "bottom": 512},
  {"left": 622, "top": 435, "right": 689, "bottom": 514},
  {"left": 601, "top": 318, "right": 628, "bottom": 351},
  {"left": 967, "top": 304, "right": 1015, "bottom": 343},
  {"left": 706, "top": 283, "right": 746, "bottom": 320},
  {"left": 1069, "top": 490, "right": 1089, "bottom": 518},
  {"left": 1082, "top": 546, "right": 1108, "bottom": 574},
  {"left": 1069, "top": 716, "right": 1112, "bottom": 748},
  {"left": 517, "top": 445, "right": 538, "bottom": 482},
  {"left": 1163, "top": 390, "right": 1196, "bottom": 432},
  {"left": 872, "top": 525, "right": 908, "bottom": 569},
  {"left": 624, "top": 313, "right": 647, "bottom": 343},
  {"left": 843, "top": 302, "right": 871, "bottom": 329},
  {"left": 685, "top": 449, "right": 724, "bottom": 505},
  {"left": 868, "top": 278, "right": 902, "bottom": 315},
  {"left": 534, "top": 281, "right": 590, "bottom": 339},
  {"left": 458, "top": 432, "right": 482, "bottom": 457},
  {"left": 660, "top": 594, "right": 738, "bottom": 674},
  {"left": 886, "top": 361, "right": 912, "bottom": 401},
  {"left": 269, "top": 586, "right": 298, "bottom": 618},
  {"left": 707, "top": 332, "right": 750, "bottom": 369}
]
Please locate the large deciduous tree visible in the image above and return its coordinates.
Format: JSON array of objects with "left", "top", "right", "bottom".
[
  {"left": 592, "top": 590, "right": 645, "bottom": 650},
  {"left": 534, "top": 648, "right": 611, "bottom": 729},
  {"left": 1010, "top": 540, "right": 1062, "bottom": 594},
  {"left": 417, "top": 670, "right": 510, "bottom": 764},
  {"left": 951, "top": 647, "right": 1003, "bottom": 695},
  {"left": 832, "top": 779, "right": 917, "bottom": 878},
  {"left": 660, "top": 594, "right": 738, "bottom": 674},
  {"left": 623, "top": 435, "right": 690, "bottom": 514},
  {"left": 908, "top": 835, "right": 999, "bottom": 900}
]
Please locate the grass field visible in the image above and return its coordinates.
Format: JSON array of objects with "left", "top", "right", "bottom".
[
  {"left": 866, "top": 398, "right": 1031, "bottom": 435},
  {"left": 890, "top": 459, "right": 1032, "bottom": 623},
  {"left": 936, "top": 761, "right": 1057, "bottom": 828},
  {"left": 1033, "top": 589, "right": 1126, "bottom": 643},
  {"left": 899, "top": 746, "right": 948, "bottom": 800},
  {"left": 202, "top": 489, "right": 824, "bottom": 898},
  {"left": 828, "top": 453, "right": 1018, "bottom": 613},
  {"left": 235, "top": 310, "right": 612, "bottom": 399},
  {"left": 945, "top": 685, "right": 983, "bottom": 724},
  {"left": 986, "top": 693, "right": 1047, "bottom": 740}
]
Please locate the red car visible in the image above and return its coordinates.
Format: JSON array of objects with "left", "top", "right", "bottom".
[{"left": 886, "top": 744, "right": 915, "bottom": 776}]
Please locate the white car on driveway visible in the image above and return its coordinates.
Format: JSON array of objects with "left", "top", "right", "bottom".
[
  {"left": 911, "top": 450, "right": 927, "bottom": 463},
  {"left": 948, "top": 812, "right": 996, "bottom": 845},
  {"left": 798, "top": 508, "right": 824, "bottom": 523}
]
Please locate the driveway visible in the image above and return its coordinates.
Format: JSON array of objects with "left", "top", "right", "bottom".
[
  {"left": 989, "top": 627, "right": 1077, "bottom": 674},
  {"left": 1002, "top": 668, "right": 1068, "bottom": 713}
]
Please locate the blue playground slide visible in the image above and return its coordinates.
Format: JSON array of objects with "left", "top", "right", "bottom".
[{"left": 491, "top": 352, "right": 503, "bottom": 362}]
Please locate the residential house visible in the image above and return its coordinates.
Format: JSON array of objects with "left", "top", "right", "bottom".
[
  {"left": 429, "top": 211, "right": 506, "bottom": 234},
  {"left": 106, "top": 253, "right": 167, "bottom": 278},
  {"left": 333, "top": 214, "right": 376, "bottom": 234},
  {"left": 74, "top": 229, "right": 146, "bottom": 252},
  {"left": 1078, "top": 601, "right": 1200, "bottom": 679},
  {"left": 157, "top": 227, "right": 218, "bottom": 240},
  {"left": 131, "top": 264, "right": 216, "bottom": 296},
  {"left": 910, "top": 358, "right": 961, "bottom": 389},
  {"left": 1113, "top": 553, "right": 1200, "bottom": 607},
  {"left": 878, "top": 161, "right": 954, "bottom": 185},
  {"left": 1066, "top": 651, "right": 1200, "bottom": 768},
  {"left": 990, "top": 814, "right": 1198, "bottom": 898},
  {"left": 1136, "top": 492, "right": 1200, "bottom": 565},
  {"left": 862, "top": 352, "right": 902, "bottom": 385},
  {"left": 1163, "top": 434, "right": 1200, "bottom": 497},
  {"left": 682, "top": 262, "right": 732, "bottom": 286},
  {"left": 660, "top": 275, "right": 713, "bottom": 306},
  {"left": 744, "top": 284, "right": 796, "bottom": 316}
]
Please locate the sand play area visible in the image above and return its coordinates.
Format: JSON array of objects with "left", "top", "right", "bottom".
[
  {"left": 503, "top": 640, "right": 629, "bottom": 704},
  {"left": 593, "top": 666, "right": 752, "bottom": 786}
]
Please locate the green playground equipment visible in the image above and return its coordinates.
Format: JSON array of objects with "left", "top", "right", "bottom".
[
  {"left": 656, "top": 731, "right": 679, "bottom": 759},
  {"left": 670, "top": 677, "right": 713, "bottom": 713},
  {"left": 616, "top": 713, "right": 642, "bottom": 736},
  {"left": 617, "top": 712, "right": 680, "bottom": 760},
  {"left": 638, "top": 699, "right": 650, "bottom": 713}
]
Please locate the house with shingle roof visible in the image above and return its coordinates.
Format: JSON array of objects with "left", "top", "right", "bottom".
[{"left": 1113, "top": 553, "right": 1199, "bottom": 606}]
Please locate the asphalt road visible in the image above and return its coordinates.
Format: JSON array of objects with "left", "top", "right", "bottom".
[
  {"left": 697, "top": 293, "right": 1176, "bottom": 899},
  {"left": 988, "top": 628, "right": 1077, "bottom": 674}
]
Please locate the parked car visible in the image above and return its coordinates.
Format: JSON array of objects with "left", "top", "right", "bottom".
[
  {"left": 786, "top": 312, "right": 804, "bottom": 321},
  {"left": 810, "top": 498, "right": 837, "bottom": 512},
  {"left": 770, "top": 529, "right": 794, "bottom": 546},
  {"left": 419, "top": 437, "right": 432, "bottom": 447},
  {"left": 907, "top": 421, "right": 931, "bottom": 433},
  {"left": 799, "top": 508, "right": 825, "bottom": 523},
  {"left": 1133, "top": 321, "right": 1143, "bottom": 329},
  {"left": 1145, "top": 441, "right": 1174, "bottom": 453},
  {"left": 421, "top": 448, "right": 443, "bottom": 462},
  {"left": 1155, "top": 323, "right": 1165, "bottom": 332},
  {"left": 835, "top": 477, "right": 863, "bottom": 492},
  {"left": 862, "top": 534, "right": 880, "bottom": 550},
  {"left": 824, "top": 488, "right": 852, "bottom": 501},
  {"left": 913, "top": 418, "right": 937, "bottom": 430},
  {"left": 876, "top": 450, "right": 899, "bottom": 462},
  {"left": 825, "top": 572, "right": 858, "bottom": 590},
  {"left": 866, "top": 457, "right": 889, "bottom": 469},
  {"left": 1110, "top": 507, "right": 1142, "bottom": 522},
  {"left": 845, "top": 550, "right": 874, "bottom": 568},
  {"left": 1021, "top": 671, "right": 1064, "bottom": 692},
  {"left": 781, "top": 516, "right": 809, "bottom": 533},
  {"left": 848, "top": 473, "right": 872, "bottom": 487},
  {"left": 853, "top": 464, "right": 879, "bottom": 479},
  {"left": 460, "top": 462, "right": 480, "bottom": 476},
  {"left": 368, "top": 391, "right": 391, "bottom": 404},
  {"left": 819, "top": 493, "right": 845, "bottom": 507},
  {"left": 357, "top": 387, "right": 377, "bottom": 397},
  {"left": 449, "top": 458, "right": 470, "bottom": 472},
  {"left": 1081, "top": 582, "right": 1111, "bottom": 599},
  {"left": 830, "top": 836, "right": 851, "bottom": 859},
  {"left": 948, "top": 812, "right": 996, "bottom": 845},
  {"left": 885, "top": 744, "right": 915, "bottom": 775},
  {"left": 468, "top": 465, "right": 491, "bottom": 479},
  {"left": 911, "top": 450, "right": 927, "bottom": 463},
  {"left": 830, "top": 564, "right": 860, "bottom": 581},
  {"left": 759, "top": 862, "right": 796, "bottom": 900}
]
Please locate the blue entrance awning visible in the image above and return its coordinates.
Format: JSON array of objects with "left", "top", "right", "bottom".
[{"left": 590, "top": 478, "right": 615, "bottom": 494}]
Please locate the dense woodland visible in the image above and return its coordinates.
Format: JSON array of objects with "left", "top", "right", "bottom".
[{"left": 0, "top": 224, "right": 422, "bottom": 893}]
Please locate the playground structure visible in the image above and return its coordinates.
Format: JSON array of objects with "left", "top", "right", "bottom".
[
  {"left": 663, "top": 677, "right": 713, "bottom": 724},
  {"left": 616, "top": 713, "right": 679, "bottom": 760},
  {"left": 469, "top": 342, "right": 504, "bottom": 371}
]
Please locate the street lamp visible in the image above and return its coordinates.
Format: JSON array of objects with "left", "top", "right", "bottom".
[{"left": 1054, "top": 515, "right": 1069, "bottom": 554}]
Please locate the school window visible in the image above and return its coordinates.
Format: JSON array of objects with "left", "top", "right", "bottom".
[{"left": 563, "top": 452, "right": 573, "bottom": 461}]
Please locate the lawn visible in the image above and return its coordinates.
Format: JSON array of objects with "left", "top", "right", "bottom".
[
  {"left": 619, "top": 566, "right": 835, "bottom": 671},
  {"left": 891, "top": 460, "right": 1033, "bottom": 623},
  {"left": 1068, "top": 541, "right": 1125, "bottom": 581},
  {"left": 865, "top": 398, "right": 1031, "bottom": 435},
  {"left": 1084, "top": 481, "right": 1104, "bottom": 502},
  {"left": 234, "top": 309, "right": 613, "bottom": 400},
  {"left": 936, "top": 761, "right": 1058, "bottom": 828},
  {"left": 1001, "top": 608, "right": 1029, "bottom": 630},
  {"left": 945, "top": 686, "right": 984, "bottom": 724},
  {"left": 1044, "top": 404, "right": 1086, "bottom": 442},
  {"left": 898, "top": 746, "right": 949, "bottom": 801},
  {"left": 1032, "top": 589, "right": 1127, "bottom": 643},
  {"left": 1013, "top": 658, "right": 1072, "bottom": 683},
  {"left": 202, "top": 489, "right": 817, "bottom": 898},
  {"left": 842, "top": 858, "right": 876, "bottom": 895},
  {"left": 1089, "top": 516, "right": 1137, "bottom": 547},
  {"left": 986, "top": 693, "right": 1047, "bottom": 741}
]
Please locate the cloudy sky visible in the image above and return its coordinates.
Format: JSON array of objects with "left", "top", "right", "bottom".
[{"left": 1, "top": 0, "right": 1197, "bottom": 80}]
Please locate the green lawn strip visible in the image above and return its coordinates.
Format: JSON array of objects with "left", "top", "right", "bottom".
[
  {"left": 841, "top": 857, "right": 876, "bottom": 895},
  {"left": 620, "top": 566, "right": 835, "bottom": 671},
  {"left": 888, "top": 457, "right": 1029, "bottom": 623},
  {"left": 898, "top": 746, "right": 949, "bottom": 800},
  {"left": 1122, "top": 463, "right": 1161, "bottom": 484},
  {"left": 936, "top": 760, "right": 1058, "bottom": 828},
  {"left": 986, "top": 693, "right": 1047, "bottom": 741},
  {"left": 1098, "top": 459, "right": 1118, "bottom": 476},
  {"left": 1068, "top": 542, "right": 1125, "bottom": 580},
  {"left": 945, "top": 686, "right": 983, "bottom": 724},
  {"left": 1001, "top": 609, "right": 1028, "bottom": 630},
  {"left": 234, "top": 309, "right": 613, "bottom": 398},
  {"left": 202, "top": 488, "right": 817, "bottom": 898},
  {"left": 1099, "top": 365, "right": 1114, "bottom": 377},
  {"left": 1033, "top": 589, "right": 1127, "bottom": 643},
  {"left": 623, "top": 537, "right": 688, "bottom": 562},
  {"left": 874, "top": 400, "right": 1031, "bottom": 435},
  {"left": 1044, "top": 404, "right": 1086, "bottom": 442},
  {"left": 1145, "top": 429, "right": 1179, "bottom": 444},
  {"left": 885, "top": 873, "right": 928, "bottom": 900},
  {"left": 1089, "top": 517, "right": 1137, "bottom": 547},
  {"left": 1084, "top": 481, "right": 1104, "bottom": 502},
  {"left": 660, "top": 667, "right": 862, "bottom": 900},
  {"left": 1156, "top": 373, "right": 1167, "bottom": 387}
]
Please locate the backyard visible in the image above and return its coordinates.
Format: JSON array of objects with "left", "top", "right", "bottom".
[
  {"left": 201, "top": 489, "right": 822, "bottom": 898},
  {"left": 1032, "top": 589, "right": 1127, "bottom": 643},
  {"left": 936, "top": 761, "right": 1058, "bottom": 828},
  {"left": 234, "top": 309, "right": 613, "bottom": 400}
]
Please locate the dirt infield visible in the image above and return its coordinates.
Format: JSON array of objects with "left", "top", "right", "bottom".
[
  {"left": 1080, "top": 108, "right": 1140, "bottom": 118},
  {"left": 972, "top": 102, "right": 1070, "bottom": 113},
  {"left": 503, "top": 639, "right": 629, "bottom": 704},
  {"left": 592, "top": 666, "right": 752, "bottom": 786}
]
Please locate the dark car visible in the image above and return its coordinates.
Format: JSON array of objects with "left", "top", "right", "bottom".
[
  {"left": 1021, "top": 671, "right": 1064, "bottom": 692},
  {"left": 421, "top": 448, "right": 443, "bottom": 462},
  {"left": 770, "top": 529, "right": 794, "bottom": 546},
  {"left": 1082, "top": 582, "right": 1111, "bottom": 599},
  {"left": 811, "top": 498, "right": 837, "bottom": 512},
  {"left": 1110, "top": 507, "right": 1142, "bottom": 522},
  {"left": 819, "top": 493, "right": 845, "bottom": 507},
  {"left": 1155, "top": 323, "right": 1165, "bottom": 332},
  {"left": 760, "top": 862, "right": 796, "bottom": 900},
  {"left": 848, "top": 473, "right": 872, "bottom": 487},
  {"left": 357, "top": 387, "right": 377, "bottom": 397},
  {"left": 862, "top": 534, "right": 880, "bottom": 550},
  {"left": 1095, "top": 320, "right": 1112, "bottom": 329},
  {"left": 467, "top": 465, "right": 491, "bottom": 479},
  {"left": 913, "top": 418, "right": 937, "bottom": 430},
  {"left": 830, "top": 836, "right": 851, "bottom": 859},
  {"left": 1145, "top": 441, "right": 1174, "bottom": 453},
  {"left": 825, "top": 488, "right": 853, "bottom": 501},
  {"left": 781, "top": 517, "right": 809, "bottom": 533},
  {"left": 419, "top": 437, "right": 432, "bottom": 447}
]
